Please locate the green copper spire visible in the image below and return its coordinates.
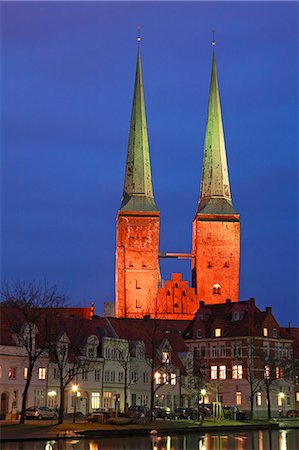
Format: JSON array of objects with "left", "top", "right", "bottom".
[
  {"left": 197, "top": 51, "right": 238, "bottom": 216},
  {"left": 120, "top": 45, "right": 158, "bottom": 212}
]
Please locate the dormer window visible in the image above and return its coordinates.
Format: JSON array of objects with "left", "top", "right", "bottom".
[
  {"left": 263, "top": 327, "right": 269, "bottom": 337},
  {"left": 213, "top": 284, "right": 221, "bottom": 295},
  {"left": 215, "top": 328, "right": 221, "bottom": 337}
]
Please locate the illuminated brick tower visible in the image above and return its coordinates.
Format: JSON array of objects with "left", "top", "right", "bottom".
[
  {"left": 115, "top": 42, "right": 160, "bottom": 318},
  {"left": 192, "top": 47, "right": 240, "bottom": 304}
]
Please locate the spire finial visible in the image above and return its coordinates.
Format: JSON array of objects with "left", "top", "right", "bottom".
[
  {"left": 211, "top": 29, "right": 216, "bottom": 49},
  {"left": 137, "top": 26, "right": 141, "bottom": 45}
]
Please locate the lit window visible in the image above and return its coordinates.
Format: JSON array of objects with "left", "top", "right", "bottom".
[
  {"left": 264, "top": 366, "right": 270, "bottom": 379},
  {"left": 236, "top": 391, "right": 242, "bottom": 406},
  {"left": 263, "top": 327, "right": 269, "bottom": 337},
  {"left": 213, "top": 283, "right": 221, "bottom": 295},
  {"left": 155, "top": 372, "right": 161, "bottom": 384},
  {"left": 219, "top": 365, "right": 226, "bottom": 380},
  {"left": 256, "top": 392, "right": 262, "bottom": 406},
  {"left": 215, "top": 328, "right": 221, "bottom": 337},
  {"left": 232, "top": 365, "right": 243, "bottom": 379},
  {"left": 38, "top": 368, "right": 46, "bottom": 380},
  {"left": 171, "top": 373, "right": 176, "bottom": 385},
  {"left": 8, "top": 368, "right": 17, "bottom": 380},
  {"left": 162, "top": 351, "right": 170, "bottom": 364},
  {"left": 276, "top": 367, "right": 284, "bottom": 379},
  {"left": 91, "top": 392, "right": 100, "bottom": 409},
  {"left": 24, "top": 368, "right": 28, "bottom": 379},
  {"left": 296, "top": 392, "right": 299, "bottom": 402},
  {"left": 211, "top": 366, "right": 217, "bottom": 380}
]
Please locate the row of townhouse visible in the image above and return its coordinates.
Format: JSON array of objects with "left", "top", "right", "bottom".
[
  {"left": 1, "top": 299, "right": 298, "bottom": 419},
  {"left": 0, "top": 307, "right": 192, "bottom": 417}
]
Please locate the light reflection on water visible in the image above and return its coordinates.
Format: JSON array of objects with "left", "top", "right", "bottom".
[{"left": 1, "top": 429, "right": 299, "bottom": 450}]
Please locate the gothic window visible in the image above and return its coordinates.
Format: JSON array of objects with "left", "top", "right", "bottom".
[
  {"left": 182, "top": 291, "right": 186, "bottom": 296},
  {"left": 213, "top": 283, "right": 221, "bottom": 295},
  {"left": 175, "top": 283, "right": 178, "bottom": 288},
  {"left": 167, "top": 290, "right": 171, "bottom": 296}
]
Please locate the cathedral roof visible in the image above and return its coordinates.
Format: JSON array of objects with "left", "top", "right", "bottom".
[
  {"left": 197, "top": 50, "right": 238, "bottom": 217},
  {"left": 120, "top": 45, "right": 158, "bottom": 213}
]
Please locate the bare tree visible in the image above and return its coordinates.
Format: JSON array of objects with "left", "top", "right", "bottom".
[
  {"left": 45, "top": 315, "right": 99, "bottom": 424},
  {"left": 1, "top": 280, "right": 65, "bottom": 424},
  {"left": 245, "top": 338, "right": 264, "bottom": 419}
]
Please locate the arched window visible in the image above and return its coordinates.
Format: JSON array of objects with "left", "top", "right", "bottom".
[{"left": 213, "top": 283, "right": 221, "bottom": 295}]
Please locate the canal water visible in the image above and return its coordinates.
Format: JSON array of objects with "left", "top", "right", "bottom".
[{"left": 1, "top": 429, "right": 299, "bottom": 450}]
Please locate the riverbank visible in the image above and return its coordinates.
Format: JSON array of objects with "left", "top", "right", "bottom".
[{"left": 1, "top": 418, "right": 299, "bottom": 442}]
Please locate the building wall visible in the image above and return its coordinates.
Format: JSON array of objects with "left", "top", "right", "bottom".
[
  {"left": 0, "top": 345, "right": 48, "bottom": 415},
  {"left": 192, "top": 218, "right": 240, "bottom": 303},
  {"left": 115, "top": 212, "right": 160, "bottom": 318}
]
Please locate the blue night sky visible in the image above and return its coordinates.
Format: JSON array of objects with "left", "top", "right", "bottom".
[{"left": 1, "top": 2, "right": 298, "bottom": 325}]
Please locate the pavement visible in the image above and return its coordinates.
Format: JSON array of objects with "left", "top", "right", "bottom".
[{"left": 1, "top": 418, "right": 299, "bottom": 442}]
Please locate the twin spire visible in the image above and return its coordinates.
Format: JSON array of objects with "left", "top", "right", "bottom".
[
  {"left": 120, "top": 38, "right": 237, "bottom": 216},
  {"left": 120, "top": 43, "right": 158, "bottom": 212}
]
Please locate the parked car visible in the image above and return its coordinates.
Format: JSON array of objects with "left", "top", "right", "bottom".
[
  {"left": 25, "top": 406, "right": 58, "bottom": 420},
  {"left": 286, "top": 409, "right": 299, "bottom": 418},
  {"left": 174, "top": 407, "right": 198, "bottom": 420},
  {"left": 128, "top": 405, "right": 151, "bottom": 423},
  {"left": 153, "top": 406, "right": 174, "bottom": 420}
]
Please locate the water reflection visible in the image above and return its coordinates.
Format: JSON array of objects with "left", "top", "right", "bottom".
[{"left": 1, "top": 429, "right": 299, "bottom": 450}]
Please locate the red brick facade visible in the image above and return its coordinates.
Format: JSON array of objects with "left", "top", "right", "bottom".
[
  {"left": 192, "top": 215, "right": 240, "bottom": 303},
  {"left": 115, "top": 210, "right": 160, "bottom": 318}
]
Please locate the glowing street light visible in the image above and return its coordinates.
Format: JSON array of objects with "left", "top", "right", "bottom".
[{"left": 72, "top": 384, "right": 79, "bottom": 423}]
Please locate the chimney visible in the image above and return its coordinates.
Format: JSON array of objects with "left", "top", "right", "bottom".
[
  {"left": 200, "top": 300, "right": 205, "bottom": 308},
  {"left": 226, "top": 298, "right": 231, "bottom": 304},
  {"left": 249, "top": 297, "right": 255, "bottom": 305},
  {"left": 265, "top": 306, "right": 272, "bottom": 314}
]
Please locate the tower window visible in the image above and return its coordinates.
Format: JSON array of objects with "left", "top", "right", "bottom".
[
  {"left": 182, "top": 291, "right": 186, "bottom": 296},
  {"left": 213, "top": 284, "right": 221, "bottom": 295},
  {"left": 224, "top": 261, "right": 230, "bottom": 267},
  {"left": 175, "top": 283, "right": 178, "bottom": 288},
  {"left": 207, "top": 261, "right": 212, "bottom": 268},
  {"left": 136, "top": 280, "right": 141, "bottom": 290},
  {"left": 167, "top": 290, "right": 171, "bottom": 296}
]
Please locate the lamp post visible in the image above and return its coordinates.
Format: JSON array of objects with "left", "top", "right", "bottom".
[
  {"left": 72, "top": 384, "right": 78, "bottom": 423},
  {"left": 279, "top": 392, "right": 285, "bottom": 418}
]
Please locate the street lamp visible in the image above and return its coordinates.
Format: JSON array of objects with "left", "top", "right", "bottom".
[
  {"left": 200, "top": 388, "right": 207, "bottom": 403},
  {"left": 279, "top": 392, "right": 285, "bottom": 418},
  {"left": 72, "top": 384, "right": 78, "bottom": 423}
]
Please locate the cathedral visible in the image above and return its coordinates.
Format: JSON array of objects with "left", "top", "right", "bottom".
[{"left": 115, "top": 42, "right": 240, "bottom": 320}]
